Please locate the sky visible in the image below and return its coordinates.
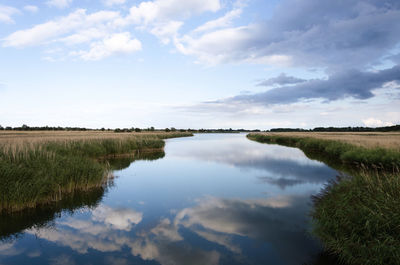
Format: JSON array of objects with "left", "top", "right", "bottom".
[{"left": 0, "top": 0, "right": 399, "bottom": 129}]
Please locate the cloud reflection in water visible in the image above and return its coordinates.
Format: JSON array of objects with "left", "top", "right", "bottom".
[
  {"left": 26, "top": 192, "right": 319, "bottom": 265},
  {"left": 168, "top": 134, "right": 338, "bottom": 189}
]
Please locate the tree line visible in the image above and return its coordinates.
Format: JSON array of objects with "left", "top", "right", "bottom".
[{"left": 269, "top": 125, "right": 400, "bottom": 132}]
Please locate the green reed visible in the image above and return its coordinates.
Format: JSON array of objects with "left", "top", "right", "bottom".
[{"left": 312, "top": 169, "right": 400, "bottom": 265}]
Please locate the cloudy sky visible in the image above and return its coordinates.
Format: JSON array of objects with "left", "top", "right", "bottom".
[{"left": 0, "top": 0, "right": 399, "bottom": 129}]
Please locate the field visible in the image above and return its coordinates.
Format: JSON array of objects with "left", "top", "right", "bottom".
[
  {"left": 247, "top": 132, "right": 400, "bottom": 265},
  {"left": 0, "top": 130, "right": 192, "bottom": 144},
  {"left": 252, "top": 132, "right": 400, "bottom": 151},
  {"left": 0, "top": 131, "right": 192, "bottom": 212}
]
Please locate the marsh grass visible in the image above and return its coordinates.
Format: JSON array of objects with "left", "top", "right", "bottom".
[
  {"left": 0, "top": 186, "right": 105, "bottom": 241},
  {"left": 250, "top": 132, "right": 400, "bottom": 151},
  {"left": 0, "top": 132, "right": 192, "bottom": 212},
  {"left": 311, "top": 169, "right": 400, "bottom": 265},
  {"left": 247, "top": 133, "right": 400, "bottom": 171}
]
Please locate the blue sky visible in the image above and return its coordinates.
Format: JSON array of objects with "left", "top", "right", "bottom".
[{"left": 0, "top": 0, "right": 399, "bottom": 129}]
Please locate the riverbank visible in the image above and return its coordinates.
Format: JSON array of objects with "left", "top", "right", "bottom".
[
  {"left": 0, "top": 131, "right": 192, "bottom": 213},
  {"left": 247, "top": 132, "right": 400, "bottom": 171},
  {"left": 247, "top": 132, "right": 400, "bottom": 265}
]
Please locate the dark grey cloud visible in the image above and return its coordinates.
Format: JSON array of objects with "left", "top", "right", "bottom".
[
  {"left": 263, "top": 0, "right": 400, "bottom": 69},
  {"left": 257, "top": 73, "right": 306, "bottom": 87},
  {"left": 388, "top": 53, "right": 400, "bottom": 64},
  {"left": 229, "top": 65, "right": 400, "bottom": 105}
]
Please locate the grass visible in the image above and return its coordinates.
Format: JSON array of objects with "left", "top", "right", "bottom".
[
  {"left": 0, "top": 185, "right": 105, "bottom": 241},
  {"left": 0, "top": 131, "right": 192, "bottom": 212},
  {"left": 312, "top": 170, "right": 400, "bottom": 265},
  {"left": 249, "top": 132, "right": 400, "bottom": 151},
  {"left": 247, "top": 132, "right": 400, "bottom": 264},
  {"left": 247, "top": 133, "right": 400, "bottom": 171}
]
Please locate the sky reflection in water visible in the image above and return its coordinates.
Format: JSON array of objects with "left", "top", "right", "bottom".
[{"left": 0, "top": 134, "right": 338, "bottom": 265}]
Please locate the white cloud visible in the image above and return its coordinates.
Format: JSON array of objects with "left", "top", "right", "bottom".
[
  {"left": 150, "top": 21, "right": 183, "bottom": 44},
  {"left": 24, "top": 5, "right": 39, "bottom": 13},
  {"left": 59, "top": 28, "right": 109, "bottom": 45},
  {"left": 362, "top": 118, "right": 394, "bottom": 127},
  {"left": 128, "top": 0, "right": 221, "bottom": 24},
  {"left": 193, "top": 8, "right": 242, "bottom": 33},
  {"left": 2, "top": 9, "right": 120, "bottom": 47},
  {"left": 2, "top": 0, "right": 223, "bottom": 60},
  {"left": 103, "top": 0, "right": 126, "bottom": 7},
  {"left": 47, "top": 0, "right": 73, "bottom": 9},
  {"left": 72, "top": 32, "right": 142, "bottom": 60},
  {"left": 0, "top": 5, "right": 19, "bottom": 24},
  {"left": 128, "top": 0, "right": 221, "bottom": 43}
]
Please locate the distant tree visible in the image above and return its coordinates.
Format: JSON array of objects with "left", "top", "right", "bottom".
[
  {"left": 135, "top": 128, "right": 141, "bottom": 132},
  {"left": 165, "top": 128, "right": 170, "bottom": 132},
  {"left": 0, "top": 125, "right": 3, "bottom": 130},
  {"left": 150, "top": 126, "right": 155, "bottom": 131},
  {"left": 101, "top": 127, "right": 105, "bottom": 131},
  {"left": 171, "top": 127, "right": 176, "bottom": 132}
]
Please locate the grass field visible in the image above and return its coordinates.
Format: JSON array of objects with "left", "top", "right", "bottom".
[
  {"left": 247, "top": 132, "right": 400, "bottom": 264},
  {"left": 0, "top": 131, "right": 192, "bottom": 212},
  {"left": 0, "top": 130, "right": 192, "bottom": 144},
  {"left": 251, "top": 132, "right": 400, "bottom": 151}
]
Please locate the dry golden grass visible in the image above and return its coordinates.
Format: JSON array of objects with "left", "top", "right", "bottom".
[
  {"left": 0, "top": 131, "right": 192, "bottom": 156},
  {"left": 0, "top": 131, "right": 180, "bottom": 145},
  {"left": 257, "top": 132, "right": 400, "bottom": 151}
]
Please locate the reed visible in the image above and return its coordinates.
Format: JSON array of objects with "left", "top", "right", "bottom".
[
  {"left": 0, "top": 186, "right": 105, "bottom": 241},
  {"left": 312, "top": 169, "right": 400, "bottom": 265},
  {"left": 247, "top": 133, "right": 400, "bottom": 171},
  {"left": 248, "top": 132, "right": 400, "bottom": 151},
  {"left": 0, "top": 132, "right": 192, "bottom": 212}
]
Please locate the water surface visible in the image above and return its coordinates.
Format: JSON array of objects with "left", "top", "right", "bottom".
[{"left": 0, "top": 134, "right": 338, "bottom": 265}]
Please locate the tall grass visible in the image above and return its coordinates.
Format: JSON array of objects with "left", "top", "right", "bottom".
[
  {"left": 0, "top": 186, "right": 105, "bottom": 241},
  {"left": 247, "top": 133, "right": 400, "bottom": 171},
  {"left": 249, "top": 132, "right": 400, "bottom": 151},
  {"left": 0, "top": 132, "right": 192, "bottom": 212},
  {"left": 312, "top": 170, "right": 400, "bottom": 265}
]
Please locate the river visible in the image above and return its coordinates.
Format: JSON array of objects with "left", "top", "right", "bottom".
[{"left": 0, "top": 133, "right": 339, "bottom": 265}]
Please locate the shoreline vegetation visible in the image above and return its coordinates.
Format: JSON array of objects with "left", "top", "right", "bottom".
[
  {"left": 0, "top": 131, "right": 192, "bottom": 213},
  {"left": 0, "top": 185, "right": 106, "bottom": 241},
  {"left": 0, "top": 150, "right": 166, "bottom": 242},
  {"left": 247, "top": 132, "right": 400, "bottom": 171},
  {"left": 247, "top": 132, "right": 400, "bottom": 265}
]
